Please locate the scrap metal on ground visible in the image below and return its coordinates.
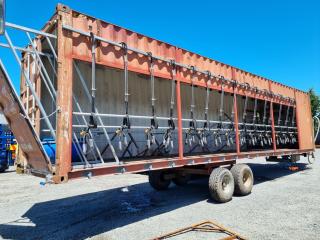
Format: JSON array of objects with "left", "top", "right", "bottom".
[{"left": 151, "top": 220, "right": 246, "bottom": 240}]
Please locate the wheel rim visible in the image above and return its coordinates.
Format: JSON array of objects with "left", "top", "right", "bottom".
[
  {"left": 243, "top": 170, "right": 252, "bottom": 188},
  {"left": 221, "top": 174, "right": 232, "bottom": 193}
]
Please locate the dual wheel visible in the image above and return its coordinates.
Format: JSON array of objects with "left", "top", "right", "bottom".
[
  {"left": 209, "top": 164, "right": 253, "bottom": 203},
  {"left": 148, "top": 164, "right": 253, "bottom": 204}
]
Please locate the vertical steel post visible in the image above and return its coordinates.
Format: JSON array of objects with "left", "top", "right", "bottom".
[
  {"left": 270, "top": 102, "right": 276, "bottom": 151},
  {"left": 231, "top": 69, "right": 240, "bottom": 154},
  {"left": 294, "top": 90, "right": 301, "bottom": 149},
  {"left": 176, "top": 61, "right": 183, "bottom": 160},
  {"left": 26, "top": 53, "right": 30, "bottom": 116},
  {"left": 268, "top": 82, "right": 277, "bottom": 151},
  {"left": 54, "top": 4, "right": 73, "bottom": 183},
  {"left": 89, "top": 32, "right": 97, "bottom": 127}
]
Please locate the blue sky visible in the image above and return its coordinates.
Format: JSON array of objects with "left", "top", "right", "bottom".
[{"left": 0, "top": 0, "right": 319, "bottom": 94}]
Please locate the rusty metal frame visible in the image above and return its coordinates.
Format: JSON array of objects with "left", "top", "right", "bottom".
[
  {"left": 0, "top": 3, "right": 313, "bottom": 182},
  {"left": 151, "top": 220, "right": 247, "bottom": 240},
  {"left": 68, "top": 149, "right": 312, "bottom": 179},
  {"left": 50, "top": 5, "right": 313, "bottom": 181}
]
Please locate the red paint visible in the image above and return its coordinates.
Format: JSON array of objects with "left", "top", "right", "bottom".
[{"left": 294, "top": 90, "right": 302, "bottom": 149}]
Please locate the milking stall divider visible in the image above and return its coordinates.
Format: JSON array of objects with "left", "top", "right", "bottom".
[{"left": 0, "top": 4, "right": 315, "bottom": 202}]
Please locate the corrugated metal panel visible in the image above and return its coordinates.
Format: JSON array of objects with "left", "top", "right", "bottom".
[{"left": 68, "top": 10, "right": 303, "bottom": 103}]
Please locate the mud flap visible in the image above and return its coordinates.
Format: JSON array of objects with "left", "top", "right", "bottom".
[{"left": 0, "top": 60, "right": 52, "bottom": 177}]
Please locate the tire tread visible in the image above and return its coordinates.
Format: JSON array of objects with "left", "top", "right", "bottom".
[
  {"left": 209, "top": 168, "right": 234, "bottom": 203},
  {"left": 230, "top": 164, "right": 253, "bottom": 196}
]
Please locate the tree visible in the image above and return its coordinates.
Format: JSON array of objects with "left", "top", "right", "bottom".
[{"left": 309, "top": 88, "right": 320, "bottom": 117}]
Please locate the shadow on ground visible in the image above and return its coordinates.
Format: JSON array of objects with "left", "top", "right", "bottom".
[
  {"left": 0, "top": 169, "right": 16, "bottom": 174},
  {"left": 0, "top": 162, "right": 310, "bottom": 240}
]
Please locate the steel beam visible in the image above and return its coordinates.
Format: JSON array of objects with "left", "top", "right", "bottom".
[
  {"left": 68, "top": 149, "right": 313, "bottom": 179},
  {"left": 54, "top": 6, "right": 73, "bottom": 183}
]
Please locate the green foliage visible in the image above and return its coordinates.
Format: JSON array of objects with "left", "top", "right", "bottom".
[{"left": 309, "top": 88, "right": 320, "bottom": 117}]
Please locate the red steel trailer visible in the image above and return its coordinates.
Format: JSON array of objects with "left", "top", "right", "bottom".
[{"left": 0, "top": 4, "right": 315, "bottom": 202}]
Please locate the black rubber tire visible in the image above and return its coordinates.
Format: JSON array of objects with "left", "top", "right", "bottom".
[
  {"left": 148, "top": 171, "right": 171, "bottom": 191},
  {"left": 0, "top": 165, "right": 6, "bottom": 173},
  {"left": 209, "top": 168, "right": 234, "bottom": 203},
  {"left": 172, "top": 173, "right": 190, "bottom": 186},
  {"left": 230, "top": 164, "right": 254, "bottom": 196}
]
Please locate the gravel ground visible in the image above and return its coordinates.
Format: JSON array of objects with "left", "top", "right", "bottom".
[{"left": 0, "top": 150, "right": 319, "bottom": 240}]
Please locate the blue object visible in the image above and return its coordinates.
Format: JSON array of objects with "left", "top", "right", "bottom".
[
  {"left": 42, "top": 139, "right": 81, "bottom": 164},
  {"left": 0, "top": 124, "right": 15, "bottom": 172},
  {"left": 39, "top": 181, "right": 46, "bottom": 186}
]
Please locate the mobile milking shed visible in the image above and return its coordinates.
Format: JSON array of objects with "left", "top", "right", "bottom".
[{"left": 0, "top": 4, "right": 315, "bottom": 202}]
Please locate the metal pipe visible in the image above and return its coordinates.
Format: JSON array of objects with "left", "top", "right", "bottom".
[
  {"left": 232, "top": 82, "right": 240, "bottom": 153},
  {"left": 45, "top": 54, "right": 57, "bottom": 76},
  {"left": 262, "top": 99, "right": 268, "bottom": 125},
  {"left": 204, "top": 72, "right": 211, "bottom": 129},
  {"left": 218, "top": 81, "right": 225, "bottom": 127},
  {"left": 74, "top": 62, "right": 120, "bottom": 163},
  {"left": 275, "top": 125, "right": 297, "bottom": 129},
  {"left": 270, "top": 102, "right": 277, "bottom": 151},
  {"left": 72, "top": 132, "right": 89, "bottom": 165},
  {"left": 190, "top": 66, "right": 196, "bottom": 123},
  {"left": 72, "top": 125, "right": 296, "bottom": 134},
  {"left": 242, "top": 95, "right": 248, "bottom": 123},
  {"left": 4, "top": 31, "right": 56, "bottom": 139},
  {"left": 170, "top": 62, "right": 176, "bottom": 120},
  {"left": 149, "top": 54, "right": 156, "bottom": 113},
  {"left": 0, "top": 42, "right": 50, "bottom": 56},
  {"left": 3, "top": 41, "right": 55, "bottom": 104},
  {"left": 31, "top": 55, "right": 36, "bottom": 126},
  {"left": 5, "top": 22, "right": 57, "bottom": 38},
  {"left": 47, "top": 126, "right": 294, "bottom": 134},
  {"left": 26, "top": 53, "right": 30, "bottom": 116},
  {"left": 122, "top": 43, "right": 130, "bottom": 128},
  {"left": 252, "top": 94, "right": 258, "bottom": 126},
  {"left": 72, "top": 111, "right": 290, "bottom": 129},
  {"left": 73, "top": 95, "right": 104, "bottom": 163},
  {"left": 26, "top": 32, "right": 56, "bottom": 100},
  {"left": 30, "top": 53, "right": 56, "bottom": 102},
  {"left": 277, "top": 104, "right": 283, "bottom": 126},
  {"left": 72, "top": 124, "right": 273, "bottom": 132},
  {"left": 72, "top": 125, "right": 172, "bottom": 129},
  {"left": 89, "top": 32, "right": 97, "bottom": 127},
  {"left": 148, "top": 53, "right": 158, "bottom": 128},
  {"left": 45, "top": 36, "right": 58, "bottom": 60},
  {"left": 291, "top": 106, "right": 296, "bottom": 127},
  {"left": 285, "top": 105, "right": 290, "bottom": 126}
]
